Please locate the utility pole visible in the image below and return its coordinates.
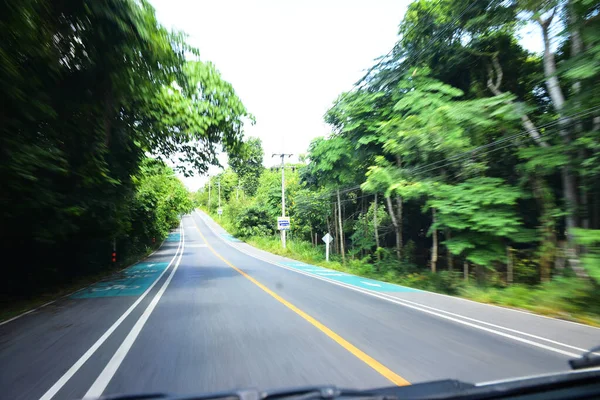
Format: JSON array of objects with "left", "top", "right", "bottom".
[
  {"left": 208, "top": 179, "right": 211, "bottom": 209},
  {"left": 217, "top": 179, "right": 221, "bottom": 219},
  {"left": 272, "top": 153, "right": 293, "bottom": 248}
]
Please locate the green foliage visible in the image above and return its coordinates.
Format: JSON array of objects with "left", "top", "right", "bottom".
[
  {"left": 350, "top": 201, "right": 390, "bottom": 256},
  {"left": 7, "top": 0, "right": 599, "bottom": 323},
  {"left": 513, "top": 254, "right": 541, "bottom": 285},
  {"left": 193, "top": 0, "right": 600, "bottom": 326},
  {"left": 228, "top": 137, "right": 265, "bottom": 196},
  {"left": 0, "top": 0, "right": 248, "bottom": 299},
  {"left": 428, "top": 178, "right": 532, "bottom": 266},
  {"left": 235, "top": 205, "right": 276, "bottom": 238},
  {"left": 461, "top": 277, "right": 600, "bottom": 325},
  {"left": 302, "top": 136, "right": 360, "bottom": 189},
  {"left": 573, "top": 229, "right": 600, "bottom": 282},
  {"left": 291, "top": 188, "right": 331, "bottom": 240},
  {"left": 131, "top": 159, "right": 193, "bottom": 242}
]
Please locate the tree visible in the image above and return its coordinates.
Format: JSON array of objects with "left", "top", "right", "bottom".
[
  {"left": 303, "top": 136, "right": 360, "bottom": 263},
  {"left": 428, "top": 178, "right": 532, "bottom": 268},
  {"left": 0, "top": 0, "right": 250, "bottom": 298},
  {"left": 229, "top": 137, "right": 265, "bottom": 196}
]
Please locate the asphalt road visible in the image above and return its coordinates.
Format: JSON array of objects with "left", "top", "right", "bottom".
[{"left": 1, "top": 211, "right": 598, "bottom": 400}]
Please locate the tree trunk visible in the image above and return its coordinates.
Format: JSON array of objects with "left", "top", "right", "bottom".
[
  {"left": 538, "top": 13, "right": 581, "bottom": 269},
  {"left": 446, "top": 229, "right": 453, "bottom": 271},
  {"left": 332, "top": 204, "right": 339, "bottom": 254},
  {"left": 561, "top": 166, "right": 579, "bottom": 240},
  {"left": 569, "top": 7, "right": 588, "bottom": 231},
  {"left": 431, "top": 208, "right": 437, "bottom": 273},
  {"left": 385, "top": 195, "right": 401, "bottom": 260},
  {"left": 463, "top": 261, "right": 469, "bottom": 282},
  {"left": 532, "top": 175, "right": 557, "bottom": 281},
  {"left": 337, "top": 189, "right": 345, "bottom": 264},
  {"left": 507, "top": 246, "right": 513, "bottom": 285},
  {"left": 393, "top": 156, "right": 403, "bottom": 259},
  {"left": 396, "top": 195, "right": 403, "bottom": 257},
  {"left": 373, "top": 193, "right": 380, "bottom": 261},
  {"left": 487, "top": 47, "right": 578, "bottom": 251},
  {"left": 591, "top": 184, "right": 600, "bottom": 229},
  {"left": 538, "top": 12, "right": 566, "bottom": 111},
  {"left": 476, "top": 264, "right": 484, "bottom": 285},
  {"left": 487, "top": 56, "right": 548, "bottom": 148},
  {"left": 361, "top": 194, "right": 366, "bottom": 258},
  {"left": 580, "top": 183, "right": 589, "bottom": 229}
]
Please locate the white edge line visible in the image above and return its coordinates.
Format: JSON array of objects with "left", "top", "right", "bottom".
[
  {"left": 2, "top": 234, "right": 173, "bottom": 327},
  {"left": 195, "top": 209, "right": 600, "bottom": 332},
  {"left": 197, "top": 209, "right": 600, "bottom": 333},
  {"left": 38, "top": 225, "right": 184, "bottom": 400},
  {"left": 0, "top": 301, "right": 57, "bottom": 327},
  {"left": 84, "top": 223, "right": 186, "bottom": 397},
  {"left": 194, "top": 211, "right": 585, "bottom": 358},
  {"left": 476, "top": 366, "right": 600, "bottom": 386},
  {"left": 410, "top": 279, "right": 600, "bottom": 332},
  {"left": 363, "top": 293, "right": 591, "bottom": 353}
]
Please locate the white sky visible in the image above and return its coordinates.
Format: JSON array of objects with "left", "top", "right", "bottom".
[
  {"left": 149, "top": 0, "right": 543, "bottom": 191},
  {"left": 150, "top": 0, "right": 410, "bottom": 190}
]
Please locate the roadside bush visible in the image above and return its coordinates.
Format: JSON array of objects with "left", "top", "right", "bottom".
[
  {"left": 513, "top": 251, "right": 540, "bottom": 285},
  {"left": 395, "top": 271, "right": 464, "bottom": 294},
  {"left": 235, "top": 205, "right": 276, "bottom": 237}
]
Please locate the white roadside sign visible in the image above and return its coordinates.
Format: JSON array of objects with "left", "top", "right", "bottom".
[
  {"left": 277, "top": 217, "right": 290, "bottom": 231},
  {"left": 322, "top": 232, "right": 333, "bottom": 262},
  {"left": 217, "top": 208, "right": 223, "bottom": 215}
]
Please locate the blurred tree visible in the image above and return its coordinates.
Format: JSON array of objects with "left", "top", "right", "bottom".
[
  {"left": 0, "top": 0, "right": 249, "bottom": 297},
  {"left": 229, "top": 137, "right": 265, "bottom": 197}
]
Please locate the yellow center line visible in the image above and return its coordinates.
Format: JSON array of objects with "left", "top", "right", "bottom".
[{"left": 192, "top": 216, "right": 410, "bottom": 387}]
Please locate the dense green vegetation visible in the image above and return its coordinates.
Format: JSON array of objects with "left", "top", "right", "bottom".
[
  {"left": 1, "top": 0, "right": 250, "bottom": 303},
  {"left": 199, "top": 0, "right": 600, "bottom": 324}
]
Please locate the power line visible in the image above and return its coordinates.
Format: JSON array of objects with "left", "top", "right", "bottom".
[
  {"left": 353, "top": 0, "right": 446, "bottom": 89},
  {"left": 313, "top": 184, "right": 362, "bottom": 201},
  {"left": 410, "top": 119, "right": 588, "bottom": 177},
  {"left": 327, "top": 193, "right": 372, "bottom": 206},
  {"left": 314, "top": 0, "right": 593, "bottom": 198},
  {"left": 353, "top": 0, "right": 484, "bottom": 92},
  {"left": 408, "top": 104, "right": 600, "bottom": 176},
  {"left": 309, "top": 104, "right": 600, "bottom": 199}
]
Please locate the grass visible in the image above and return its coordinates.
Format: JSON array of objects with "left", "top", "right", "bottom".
[
  {"left": 204, "top": 209, "right": 600, "bottom": 327},
  {"left": 459, "top": 279, "right": 600, "bottom": 326}
]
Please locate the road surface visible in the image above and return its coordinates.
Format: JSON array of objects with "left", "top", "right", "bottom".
[{"left": 1, "top": 211, "right": 598, "bottom": 400}]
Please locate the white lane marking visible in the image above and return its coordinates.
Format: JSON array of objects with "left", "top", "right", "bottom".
[
  {"left": 361, "top": 281, "right": 382, "bottom": 287},
  {"left": 410, "top": 278, "right": 600, "bottom": 332},
  {"left": 2, "top": 243, "right": 169, "bottom": 327},
  {"left": 84, "top": 225, "right": 186, "bottom": 398},
  {"left": 477, "top": 366, "right": 600, "bottom": 386},
  {"left": 371, "top": 294, "right": 591, "bottom": 353},
  {"left": 193, "top": 211, "right": 587, "bottom": 358},
  {"left": 0, "top": 300, "right": 58, "bottom": 327},
  {"left": 38, "top": 226, "right": 184, "bottom": 400}
]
